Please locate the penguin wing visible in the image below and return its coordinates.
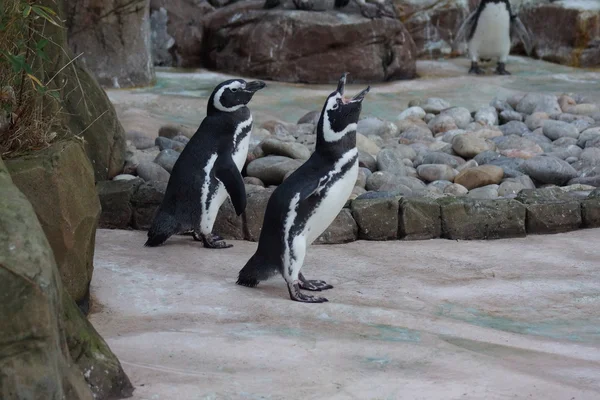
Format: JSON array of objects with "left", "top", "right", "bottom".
[
  {"left": 453, "top": 11, "right": 477, "bottom": 50},
  {"left": 215, "top": 153, "right": 247, "bottom": 216},
  {"left": 511, "top": 16, "right": 533, "bottom": 56}
]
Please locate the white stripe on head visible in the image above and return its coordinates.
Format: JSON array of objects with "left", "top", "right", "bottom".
[
  {"left": 213, "top": 81, "right": 245, "bottom": 112},
  {"left": 322, "top": 94, "right": 357, "bottom": 142}
]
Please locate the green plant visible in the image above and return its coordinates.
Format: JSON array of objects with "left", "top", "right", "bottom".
[{"left": 0, "top": 0, "right": 65, "bottom": 157}]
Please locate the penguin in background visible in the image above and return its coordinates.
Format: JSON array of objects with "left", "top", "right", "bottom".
[
  {"left": 454, "top": 0, "right": 533, "bottom": 75},
  {"left": 237, "top": 73, "right": 369, "bottom": 303},
  {"left": 145, "top": 79, "right": 266, "bottom": 249}
]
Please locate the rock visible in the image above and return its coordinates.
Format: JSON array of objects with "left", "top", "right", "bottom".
[
  {"left": 154, "top": 149, "right": 180, "bottom": 173},
  {"left": 522, "top": 156, "right": 579, "bottom": 185},
  {"left": 366, "top": 171, "right": 401, "bottom": 191},
  {"left": 244, "top": 177, "right": 265, "bottom": 187},
  {"left": 150, "top": 7, "right": 175, "bottom": 66},
  {"left": 398, "top": 126, "right": 435, "bottom": 144},
  {"left": 516, "top": 93, "right": 561, "bottom": 115},
  {"left": 297, "top": 110, "right": 320, "bottom": 125},
  {"left": 578, "top": 127, "right": 600, "bottom": 148},
  {"left": 172, "top": 134, "right": 191, "bottom": 145},
  {"left": 498, "top": 179, "right": 527, "bottom": 197},
  {"left": 351, "top": 197, "right": 399, "bottom": 240},
  {"left": 137, "top": 160, "right": 171, "bottom": 183},
  {"left": 444, "top": 183, "right": 469, "bottom": 196},
  {"left": 260, "top": 137, "right": 311, "bottom": 160},
  {"left": 159, "top": 124, "right": 194, "bottom": 139},
  {"left": 204, "top": 6, "right": 416, "bottom": 83},
  {"left": 547, "top": 145, "right": 583, "bottom": 161},
  {"left": 553, "top": 137, "right": 578, "bottom": 147},
  {"left": 66, "top": 0, "right": 154, "bottom": 87},
  {"left": 428, "top": 114, "right": 458, "bottom": 134},
  {"left": 440, "top": 107, "right": 472, "bottom": 129},
  {"left": 127, "top": 130, "right": 156, "bottom": 150},
  {"left": 499, "top": 110, "right": 524, "bottom": 124},
  {"left": 467, "top": 184, "right": 499, "bottom": 200},
  {"left": 350, "top": 186, "right": 367, "bottom": 200},
  {"left": 113, "top": 174, "right": 137, "bottom": 181},
  {"left": 155, "top": 136, "right": 185, "bottom": 152},
  {"left": 131, "top": 180, "right": 167, "bottom": 230},
  {"left": 439, "top": 197, "right": 526, "bottom": 240},
  {"left": 542, "top": 120, "right": 580, "bottom": 140},
  {"left": 515, "top": 188, "right": 582, "bottom": 234},
  {"left": 452, "top": 133, "right": 496, "bottom": 159},
  {"left": 150, "top": 0, "right": 214, "bottom": 67},
  {"left": 97, "top": 178, "right": 143, "bottom": 229},
  {"left": 428, "top": 180, "right": 453, "bottom": 191},
  {"left": 520, "top": 2, "right": 600, "bottom": 68},
  {"left": 398, "top": 106, "right": 426, "bottom": 121},
  {"left": 490, "top": 98, "right": 514, "bottom": 113},
  {"left": 5, "top": 141, "right": 101, "bottom": 307},
  {"left": 398, "top": 197, "right": 441, "bottom": 240},
  {"left": 474, "top": 150, "right": 502, "bottom": 165},
  {"left": 487, "top": 156, "right": 526, "bottom": 178},
  {"left": 471, "top": 128, "right": 503, "bottom": 140},
  {"left": 525, "top": 112, "right": 550, "bottom": 131},
  {"left": 415, "top": 151, "right": 464, "bottom": 169},
  {"left": 456, "top": 159, "right": 479, "bottom": 172},
  {"left": 246, "top": 155, "right": 302, "bottom": 186},
  {"left": 507, "top": 93, "right": 526, "bottom": 109},
  {"left": 359, "top": 150, "right": 378, "bottom": 172},
  {"left": 377, "top": 147, "right": 417, "bottom": 175},
  {"left": 420, "top": 98, "right": 451, "bottom": 114},
  {"left": 417, "top": 164, "right": 458, "bottom": 182},
  {"left": 244, "top": 187, "right": 276, "bottom": 241},
  {"left": 474, "top": 106, "right": 498, "bottom": 126},
  {"left": 582, "top": 189, "right": 600, "bottom": 228},
  {"left": 356, "top": 168, "right": 370, "bottom": 189},
  {"left": 315, "top": 209, "right": 358, "bottom": 244},
  {"left": 356, "top": 133, "right": 381, "bottom": 156},
  {"left": 492, "top": 135, "right": 544, "bottom": 154},
  {"left": 579, "top": 148, "right": 600, "bottom": 167},
  {"left": 566, "top": 104, "right": 600, "bottom": 116},
  {"left": 454, "top": 165, "right": 504, "bottom": 190},
  {"left": 499, "top": 121, "right": 530, "bottom": 137},
  {"left": 358, "top": 118, "right": 399, "bottom": 139},
  {"left": 212, "top": 198, "right": 244, "bottom": 240}
]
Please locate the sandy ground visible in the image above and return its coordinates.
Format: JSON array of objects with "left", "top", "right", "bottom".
[{"left": 92, "top": 229, "right": 600, "bottom": 400}]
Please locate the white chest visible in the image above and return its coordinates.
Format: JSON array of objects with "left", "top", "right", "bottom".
[
  {"left": 231, "top": 116, "right": 252, "bottom": 171},
  {"left": 469, "top": 3, "right": 511, "bottom": 56}
]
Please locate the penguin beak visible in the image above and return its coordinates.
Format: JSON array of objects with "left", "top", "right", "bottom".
[
  {"left": 337, "top": 72, "right": 348, "bottom": 96},
  {"left": 349, "top": 86, "right": 370, "bottom": 103},
  {"left": 245, "top": 81, "right": 266, "bottom": 93}
]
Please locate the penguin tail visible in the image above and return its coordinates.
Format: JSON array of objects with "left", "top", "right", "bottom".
[
  {"left": 236, "top": 253, "right": 278, "bottom": 287},
  {"left": 144, "top": 211, "right": 179, "bottom": 247}
]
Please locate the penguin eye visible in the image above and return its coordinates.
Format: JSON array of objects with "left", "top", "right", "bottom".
[
  {"left": 332, "top": 103, "right": 339, "bottom": 110},
  {"left": 231, "top": 88, "right": 238, "bottom": 93}
]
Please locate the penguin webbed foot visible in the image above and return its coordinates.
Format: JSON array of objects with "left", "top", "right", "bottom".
[
  {"left": 288, "top": 282, "right": 329, "bottom": 303},
  {"left": 468, "top": 61, "right": 485, "bottom": 75},
  {"left": 495, "top": 62, "right": 511, "bottom": 76},
  {"left": 194, "top": 232, "right": 232, "bottom": 249},
  {"left": 298, "top": 272, "right": 333, "bottom": 291}
]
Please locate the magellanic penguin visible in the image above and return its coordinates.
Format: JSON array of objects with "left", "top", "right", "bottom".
[
  {"left": 236, "top": 73, "right": 369, "bottom": 303},
  {"left": 454, "top": 0, "right": 533, "bottom": 75},
  {"left": 145, "top": 79, "right": 266, "bottom": 249}
]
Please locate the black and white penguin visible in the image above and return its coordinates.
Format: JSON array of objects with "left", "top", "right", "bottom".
[
  {"left": 454, "top": 0, "right": 532, "bottom": 75},
  {"left": 145, "top": 79, "right": 266, "bottom": 249},
  {"left": 236, "top": 73, "right": 369, "bottom": 303}
]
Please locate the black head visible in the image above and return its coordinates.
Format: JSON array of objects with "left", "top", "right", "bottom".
[
  {"left": 317, "top": 73, "right": 370, "bottom": 144},
  {"left": 208, "top": 79, "right": 266, "bottom": 114}
]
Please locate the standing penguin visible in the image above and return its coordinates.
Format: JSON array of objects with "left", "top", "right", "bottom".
[
  {"left": 145, "top": 79, "right": 266, "bottom": 249},
  {"left": 236, "top": 73, "right": 369, "bottom": 303},
  {"left": 454, "top": 0, "right": 533, "bottom": 75}
]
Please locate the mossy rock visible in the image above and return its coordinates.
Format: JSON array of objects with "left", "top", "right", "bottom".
[
  {"left": 351, "top": 196, "right": 400, "bottom": 240},
  {"left": 399, "top": 197, "right": 441, "bottom": 240},
  {"left": 515, "top": 188, "right": 582, "bottom": 234}
]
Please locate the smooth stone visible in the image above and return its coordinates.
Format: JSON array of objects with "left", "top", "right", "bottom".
[
  {"left": 356, "top": 168, "right": 369, "bottom": 188},
  {"left": 474, "top": 151, "right": 501, "bottom": 165},
  {"left": 499, "top": 110, "right": 524, "bottom": 124},
  {"left": 474, "top": 106, "right": 498, "bottom": 126},
  {"left": 376, "top": 147, "right": 418, "bottom": 174},
  {"left": 415, "top": 151, "right": 464, "bottom": 169},
  {"left": 421, "top": 98, "right": 451, "bottom": 114},
  {"left": 454, "top": 165, "right": 504, "bottom": 190},
  {"left": 452, "top": 133, "right": 496, "bottom": 159},
  {"left": 565, "top": 104, "right": 600, "bottom": 116},
  {"left": 444, "top": 183, "right": 468, "bottom": 196},
  {"left": 358, "top": 117, "right": 399, "bottom": 139},
  {"left": 542, "top": 120, "right": 580, "bottom": 140},
  {"left": 492, "top": 135, "right": 543, "bottom": 154},
  {"left": 350, "top": 186, "right": 367, "bottom": 200},
  {"left": 490, "top": 98, "right": 514, "bottom": 113},
  {"left": 499, "top": 121, "right": 530, "bottom": 137},
  {"left": 260, "top": 137, "right": 311, "bottom": 160},
  {"left": 428, "top": 114, "right": 458, "bottom": 134},
  {"left": 572, "top": 118, "right": 593, "bottom": 133},
  {"left": 516, "top": 93, "right": 561, "bottom": 115},
  {"left": 525, "top": 112, "right": 550, "bottom": 131},
  {"left": 113, "top": 174, "right": 137, "bottom": 181},
  {"left": 356, "top": 133, "right": 381, "bottom": 156},
  {"left": 398, "top": 126, "right": 435, "bottom": 144},
  {"left": 246, "top": 155, "right": 303, "bottom": 186},
  {"left": 456, "top": 159, "right": 478, "bottom": 172},
  {"left": 126, "top": 130, "right": 155, "bottom": 150},
  {"left": 441, "top": 129, "right": 467, "bottom": 144},
  {"left": 136, "top": 161, "right": 170, "bottom": 183},
  {"left": 467, "top": 185, "right": 499, "bottom": 200},
  {"left": 297, "top": 110, "right": 320, "bottom": 125},
  {"left": 153, "top": 149, "right": 179, "bottom": 173},
  {"left": 243, "top": 177, "right": 265, "bottom": 187},
  {"left": 577, "top": 127, "right": 600, "bottom": 148},
  {"left": 521, "top": 156, "right": 579, "bottom": 185},
  {"left": 417, "top": 164, "right": 458, "bottom": 182},
  {"left": 440, "top": 107, "right": 472, "bottom": 129},
  {"left": 402, "top": 158, "right": 414, "bottom": 167},
  {"left": 172, "top": 135, "right": 190, "bottom": 145},
  {"left": 359, "top": 150, "right": 377, "bottom": 172},
  {"left": 498, "top": 180, "right": 527, "bottom": 196},
  {"left": 553, "top": 137, "right": 578, "bottom": 147},
  {"left": 428, "top": 180, "right": 453, "bottom": 191},
  {"left": 397, "top": 106, "right": 426, "bottom": 121}
]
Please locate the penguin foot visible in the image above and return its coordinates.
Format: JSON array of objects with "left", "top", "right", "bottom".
[
  {"left": 299, "top": 273, "right": 333, "bottom": 291},
  {"left": 293, "top": 0, "right": 313, "bottom": 10},
  {"left": 194, "top": 232, "right": 233, "bottom": 249},
  {"left": 495, "top": 63, "right": 511, "bottom": 75},
  {"left": 468, "top": 62, "right": 485, "bottom": 75},
  {"left": 288, "top": 282, "right": 329, "bottom": 303}
]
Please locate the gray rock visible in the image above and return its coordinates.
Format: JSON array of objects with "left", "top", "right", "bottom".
[
  {"left": 351, "top": 197, "right": 400, "bottom": 240},
  {"left": 417, "top": 164, "right": 458, "bottom": 182},
  {"left": 499, "top": 110, "right": 524, "bottom": 124},
  {"left": 113, "top": 174, "right": 137, "bottom": 181},
  {"left": 159, "top": 125, "right": 193, "bottom": 139},
  {"left": 297, "top": 110, "right": 320, "bottom": 125},
  {"left": 499, "top": 120, "right": 531, "bottom": 137},
  {"left": 402, "top": 158, "right": 415, "bottom": 167},
  {"left": 350, "top": 186, "right": 367, "bottom": 200},
  {"left": 582, "top": 189, "right": 600, "bottom": 228},
  {"left": 525, "top": 112, "right": 550, "bottom": 131},
  {"left": 577, "top": 127, "right": 600, "bottom": 148},
  {"left": 444, "top": 183, "right": 468, "bottom": 196},
  {"left": 213, "top": 198, "right": 244, "bottom": 240},
  {"left": 452, "top": 134, "right": 496, "bottom": 158},
  {"left": 474, "top": 150, "right": 502, "bottom": 165},
  {"left": 153, "top": 149, "right": 179, "bottom": 173},
  {"left": 492, "top": 135, "right": 543, "bottom": 153},
  {"left": 566, "top": 156, "right": 579, "bottom": 164},
  {"left": 356, "top": 168, "right": 370, "bottom": 188},
  {"left": 260, "top": 137, "right": 311, "bottom": 160},
  {"left": 428, "top": 180, "right": 453, "bottom": 191},
  {"left": 398, "top": 197, "right": 441, "bottom": 240},
  {"left": 377, "top": 147, "right": 418, "bottom": 174},
  {"left": 358, "top": 117, "right": 399, "bottom": 139},
  {"left": 498, "top": 180, "right": 527, "bottom": 197},
  {"left": 441, "top": 129, "right": 467, "bottom": 143},
  {"left": 126, "top": 130, "right": 155, "bottom": 150},
  {"left": 244, "top": 188, "right": 276, "bottom": 241},
  {"left": 397, "top": 106, "right": 426, "bottom": 121},
  {"left": 315, "top": 209, "right": 358, "bottom": 244},
  {"left": 572, "top": 118, "right": 594, "bottom": 133},
  {"left": 398, "top": 126, "right": 435, "bottom": 144},
  {"left": 523, "top": 133, "right": 553, "bottom": 147},
  {"left": 359, "top": 150, "right": 377, "bottom": 171},
  {"left": 155, "top": 136, "right": 185, "bottom": 152},
  {"left": 97, "top": 178, "right": 143, "bottom": 229},
  {"left": 490, "top": 98, "right": 514, "bottom": 113},
  {"left": 136, "top": 161, "right": 170, "bottom": 183},
  {"left": 428, "top": 114, "right": 458, "bottom": 134},
  {"left": 522, "top": 156, "right": 579, "bottom": 185},
  {"left": 132, "top": 181, "right": 168, "bottom": 229},
  {"left": 516, "top": 93, "right": 562, "bottom": 115},
  {"left": 456, "top": 159, "right": 478, "bottom": 172},
  {"left": 515, "top": 188, "right": 582, "bottom": 234},
  {"left": 246, "top": 155, "right": 303, "bottom": 185},
  {"left": 488, "top": 157, "right": 526, "bottom": 178},
  {"left": 579, "top": 148, "right": 600, "bottom": 167},
  {"left": 552, "top": 137, "right": 578, "bottom": 147},
  {"left": 172, "top": 135, "right": 190, "bottom": 145},
  {"left": 243, "top": 177, "right": 264, "bottom": 187},
  {"left": 422, "top": 98, "right": 451, "bottom": 114},
  {"left": 415, "top": 151, "right": 464, "bottom": 169},
  {"left": 474, "top": 106, "right": 498, "bottom": 126},
  {"left": 467, "top": 184, "right": 499, "bottom": 200},
  {"left": 542, "top": 120, "right": 580, "bottom": 140},
  {"left": 440, "top": 107, "right": 472, "bottom": 129},
  {"left": 356, "top": 133, "right": 381, "bottom": 156}
]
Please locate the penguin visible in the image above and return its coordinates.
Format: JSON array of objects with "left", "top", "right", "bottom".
[
  {"left": 145, "top": 79, "right": 266, "bottom": 249},
  {"left": 264, "top": 0, "right": 396, "bottom": 19},
  {"left": 454, "top": 0, "right": 533, "bottom": 75},
  {"left": 236, "top": 73, "right": 369, "bottom": 303}
]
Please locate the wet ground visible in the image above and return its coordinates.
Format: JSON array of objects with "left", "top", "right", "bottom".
[
  {"left": 107, "top": 57, "right": 600, "bottom": 135},
  {"left": 91, "top": 229, "right": 600, "bottom": 400}
]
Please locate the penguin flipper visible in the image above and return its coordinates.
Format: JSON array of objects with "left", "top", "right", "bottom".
[
  {"left": 215, "top": 153, "right": 247, "bottom": 216},
  {"left": 453, "top": 11, "right": 477, "bottom": 52},
  {"left": 511, "top": 16, "right": 533, "bottom": 56}
]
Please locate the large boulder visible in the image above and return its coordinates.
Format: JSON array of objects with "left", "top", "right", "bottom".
[
  {"left": 203, "top": 3, "right": 417, "bottom": 83},
  {"left": 5, "top": 141, "right": 101, "bottom": 310},
  {"left": 149, "top": 0, "right": 215, "bottom": 66},
  {"left": 520, "top": 1, "right": 600, "bottom": 67},
  {"left": 0, "top": 157, "right": 95, "bottom": 400},
  {"left": 66, "top": 0, "right": 155, "bottom": 87}
]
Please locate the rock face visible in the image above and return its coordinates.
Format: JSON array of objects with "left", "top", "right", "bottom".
[
  {"left": 98, "top": 178, "right": 144, "bottom": 229},
  {"left": 66, "top": 0, "right": 155, "bottom": 87},
  {"left": 204, "top": 4, "right": 417, "bottom": 83},
  {"left": 520, "top": 1, "right": 600, "bottom": 67},
  {"left": 5, "top": 141, "right": 101, "bottom": 308},
  {"left": 515, "top": 188, "right": 582, "bottom": 234},
  {"left": 398, "top": 197, "right": 441, "bottom": 240},
  {"left": 149, "top": 0, "right": 214, "bottom": 66},
  {"left": 351, "top": 197, "right": 399, "bottom": 240}
]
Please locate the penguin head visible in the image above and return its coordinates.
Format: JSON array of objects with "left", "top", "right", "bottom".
[
  {"left": 210, "top": 79, "right": 266, "bottom": 113},
  {"left": 319, "top": 73, "right": 370, "bottom": 143}
]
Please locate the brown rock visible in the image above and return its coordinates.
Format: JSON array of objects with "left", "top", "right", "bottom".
[
  {"left": 454, "top": 165, "right": 504, "bottom": 190},
  {"left": 452, "top": 133, "right": 496, "bottom": 159},
  {"left": 203, "top": 6, "right": 417, "bottom": 83}
]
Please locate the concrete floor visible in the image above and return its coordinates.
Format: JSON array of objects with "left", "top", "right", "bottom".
[{"left": 92, "top": 229, "right": 600, "bottom": 400}]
